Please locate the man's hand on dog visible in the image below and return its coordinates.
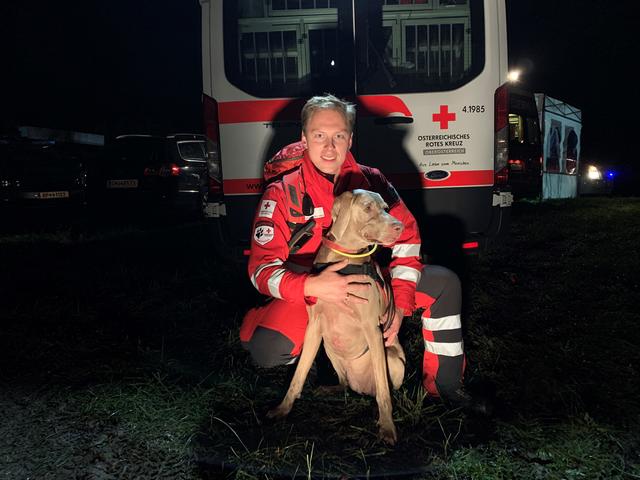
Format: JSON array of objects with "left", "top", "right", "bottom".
[
  {"left": 383, "top": 308, "right": 405, "bottom": 347},
  {"left": 304, "top": 259, "right": 371, "bottom": 314}
]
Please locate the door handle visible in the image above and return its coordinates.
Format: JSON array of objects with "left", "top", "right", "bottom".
[{"left": 374, "top": 116, "right": 414, "bottom": 125}]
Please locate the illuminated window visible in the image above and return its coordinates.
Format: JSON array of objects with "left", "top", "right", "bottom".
[{"left": 509, "top": 114, "right": 524, "bottom": 143}]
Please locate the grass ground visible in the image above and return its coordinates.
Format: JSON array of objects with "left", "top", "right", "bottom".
[{"left": 1, "top": 198, "right": 639, "bottom": 479}]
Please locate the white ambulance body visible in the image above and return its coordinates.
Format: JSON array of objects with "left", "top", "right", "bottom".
[{"left": 201, "top": 0, "right": 511, "bottom": 258}]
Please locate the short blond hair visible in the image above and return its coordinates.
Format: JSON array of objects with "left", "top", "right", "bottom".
[{"left": 301, "top": 94, "right": 356, "bottom": 134}]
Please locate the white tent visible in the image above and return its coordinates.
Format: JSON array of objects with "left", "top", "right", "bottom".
[{"left": 534, "top": 94, "right": 582, "bottom": 200}]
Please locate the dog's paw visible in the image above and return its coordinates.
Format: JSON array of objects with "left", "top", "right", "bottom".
[
  {"left": 378, "top": 423, "right": 398, "bottom": 446},
  {"left": 266, "top": 403, "right": 292, "bottom": 420}
]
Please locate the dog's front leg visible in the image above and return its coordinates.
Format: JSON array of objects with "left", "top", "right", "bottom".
[
  {"left": 362, "top": 320, "right": 397, "bottom": 445},
  {"left": 266, "top": 312, "right": 322, "bottom": 419}
]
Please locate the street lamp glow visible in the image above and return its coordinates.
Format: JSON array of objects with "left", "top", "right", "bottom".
[{"left": 507, "top": 70, "right": 521, "bottom": 82}]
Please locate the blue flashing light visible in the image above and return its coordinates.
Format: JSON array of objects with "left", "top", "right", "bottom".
[{"left": 606, "top": 171, "right": 616, "bottom": 179}]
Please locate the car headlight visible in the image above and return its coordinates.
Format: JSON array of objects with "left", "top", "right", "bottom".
[{"left": 587, "top": 165, "right": 602, "bottom": 181}]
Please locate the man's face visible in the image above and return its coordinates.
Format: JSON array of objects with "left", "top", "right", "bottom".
[{"left": 301, "top": 108, "right": 353, "bottom": 176}]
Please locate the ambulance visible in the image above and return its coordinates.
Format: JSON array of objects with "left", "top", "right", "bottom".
[{"left": 200, "top": 0, "right": 512, "bottom": 260}]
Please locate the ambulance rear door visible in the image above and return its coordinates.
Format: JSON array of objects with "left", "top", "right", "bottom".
[{"left": 351, "top": 0, "right": 507, "bottom": 252}]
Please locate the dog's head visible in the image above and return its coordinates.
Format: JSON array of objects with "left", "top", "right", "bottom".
[{"left": 329, "top": 189, "right": 404, "bottom": 249}]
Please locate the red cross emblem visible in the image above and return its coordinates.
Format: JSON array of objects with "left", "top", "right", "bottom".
[{"left": 432, "top": 105, "right": 456, "bottom": 129}]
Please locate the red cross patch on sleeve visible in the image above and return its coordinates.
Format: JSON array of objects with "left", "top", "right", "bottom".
[
  {"left": 254, "top": 220, "right": 275, "bottom": 245},
  {"left": 259, "top": 200, "right": 277, "bottom": 218}
]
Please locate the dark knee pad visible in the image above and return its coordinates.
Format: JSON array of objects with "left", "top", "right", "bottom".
[
  {"left": 434, "top": 355, "right": 465, "bottom": 396},
  {"left": 417, "top": 265, "right": 461, "bottom": 317},
  {"left": 242, "top": 326, "right": 297, "bottom": 368}
]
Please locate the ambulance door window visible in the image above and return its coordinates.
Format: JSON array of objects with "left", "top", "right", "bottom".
[
  {"left": 438, "top": 0, "right": 468, "bottom": 5},
  {"left": 272, "top": 0, "right": 338, "bottom": 9},
  {"left": 306, "top": 24, "right": 340, "bottom": 81},
  {"left": 355, "top": 0, "right": 484, "bottom": 94},
  {"left": 239, "top": 26, "right": 303, "bottom": 86},
  {"left": 403, "top": 21, "right": 467, "bottom": 80},
  {"left": 223, "top": 0, "right": 354, "bottom": 98}
]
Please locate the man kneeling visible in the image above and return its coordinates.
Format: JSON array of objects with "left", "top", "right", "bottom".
[{"left": 240, "top": 94, "right": 469, "bottom": 409}]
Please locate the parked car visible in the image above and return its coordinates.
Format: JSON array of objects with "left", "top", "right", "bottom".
[
  {"left": 100, "top": 134, "right": 211, "bottom": 216},
  {"left": 579, "top": 161, "right": 614, "bottom": 196},
  {"left": 0, "top": 137, "right": 91, "bottom": 206}
]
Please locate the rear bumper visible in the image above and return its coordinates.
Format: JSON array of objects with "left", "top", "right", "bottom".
[
  {"left": 1, "top": 188, "right": 87, "bottom": 205},
  {"left": 100, "top": 187, "right": 202, "bottom": 209}
]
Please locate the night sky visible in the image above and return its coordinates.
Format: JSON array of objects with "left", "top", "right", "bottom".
[
  {"left": 3, "top": 0, "right": 637, "bottom": 165},
  {"left": 506, "top": 1, "right": 636, "bottom": 165}
]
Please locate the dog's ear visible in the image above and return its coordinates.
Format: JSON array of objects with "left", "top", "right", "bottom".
[
  {"left": 330, "top": 191, "right": 354, "bottom": 240},
  {"left": 370, "top": 191, "right": 387, "bottom": 210}
]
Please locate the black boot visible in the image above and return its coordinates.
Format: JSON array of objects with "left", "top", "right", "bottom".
[{"left": 440, "top": 383, "right": 495, "bottom": 417}]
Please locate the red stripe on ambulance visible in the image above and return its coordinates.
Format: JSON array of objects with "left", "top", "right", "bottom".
[
  {"left": 357, "top": 96, "right": 412, "bottom": 117},
  {"left": 218, "top": 96, "right": 411, "bottom": 124},
  {"left": 219, "top": 99, "right": 305, "bottom": 124},
  {"left": 224, "top": 170, "right": 493, "bottom": 195}
]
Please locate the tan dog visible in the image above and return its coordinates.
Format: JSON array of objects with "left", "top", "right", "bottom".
[{"left": 267, "top": 189, "right": 406, "bottom": 445}]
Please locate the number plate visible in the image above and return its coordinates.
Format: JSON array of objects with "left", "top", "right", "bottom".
[
  {"left": 39, "top": 191, "right": 69, "bottom": 199},
  {"left": 492, "top": 192, "right": 514, "bottom": 207},
  {"left": 107, "top": 179, "right": 139, "bottom": 189}
]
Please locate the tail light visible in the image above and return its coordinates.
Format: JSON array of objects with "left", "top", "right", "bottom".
[
  {"left": 203, "top": 94, "right": 223, "bottom": 195},
  {"left": 156, "top": 164, "right": 181, "bottom": 177},
  {"left": 495, "top": 166, "right": 509, "bottom": 186},
  {"left": 508, "top": 158, "right": 524, "bottom": 171},
  {"left": 494, "top": 83, "right": 509, "bottom": 185},
  {"left": 462, "top": 241, "right": 479, "bottom": 250}
]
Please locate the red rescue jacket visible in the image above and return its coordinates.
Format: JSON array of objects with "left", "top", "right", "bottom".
[{"left": 247, "top": 143, "right": 423, "bottom": 314}]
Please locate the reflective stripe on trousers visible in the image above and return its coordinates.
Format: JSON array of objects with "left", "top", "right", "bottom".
[{"left": 415, "top": 265, "right": 465, "bottom": 397}]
